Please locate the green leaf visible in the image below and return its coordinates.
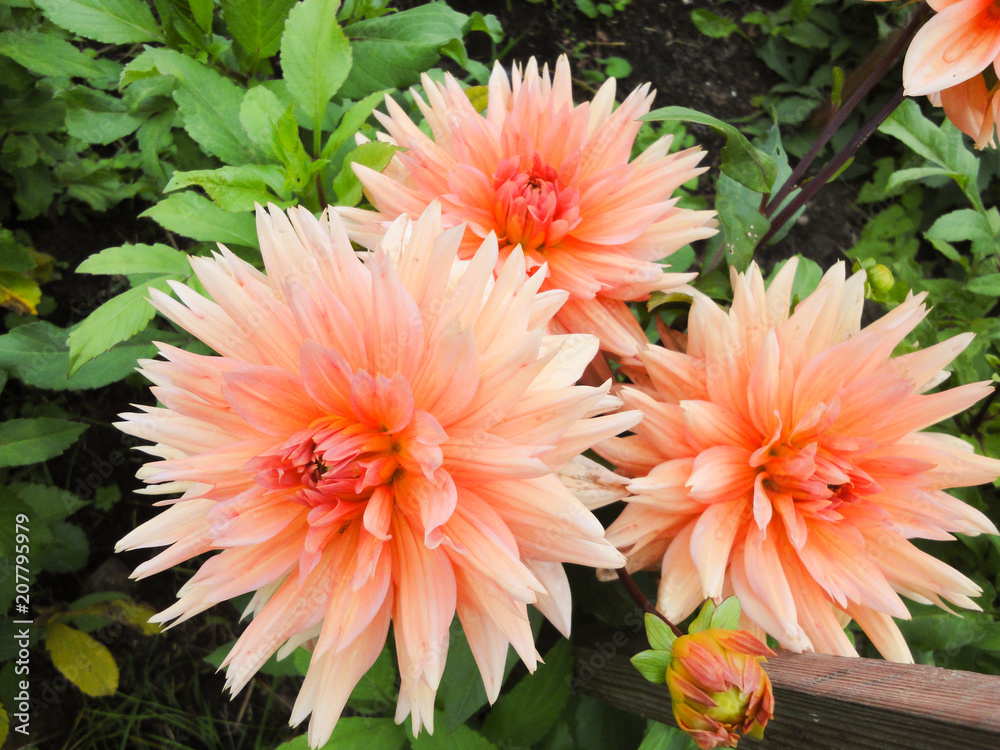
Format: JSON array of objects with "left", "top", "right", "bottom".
[
  {"left": 34, "top": 0, "right": 161, "bottom": 44},
  {"left": 689, "top": 599, "right": 716, "bottom": 634},
  {"left": 644, "top": 613, "right": 677, "bottom": 651},
  {"left": 0, "top": 321, "right": 159, "bottom": 391},
  {"left": 638, "top": 721, "right": 700, "bottom": 750},
  {"left": 629, "top": 649, "right": 671, "bottom": 684},
  {"left": 165, "top": 165, "right": 287, "bottom": 211},
  {"left": 704, "top": 172, "right": 770, "bottom": 271},
  {"left": 333, "top": 140, "right": 398, "bottom": 206},
  {"left": 878, "top": 99, "right": 982, "bottom": 211},
  {"left": 0, "top": 418, "right": 88, "bottom": 466},
  {"left": 411, "top": 721, "right": 499, "bottom": 750},
  {"left": 0, "top": 29, "right": 103, "bottom": 79},
  {"left": 138, "top": 48, "right": 259, "bottom": 165},
  {"left": 709, "top": 597, "right": 742, "bottom": 630},
  {"left": 643, "top": 106, "right": 777, "bottom": 193},
  {"left": 481, "top": 640, "right": 572, "bottom": 748},
  {"left": 45, "top": 622, "right": 118, "bottom": 697},
  {"left": 240, "top": 85, "right": 287, "bottom": 159},
  {"left": 690, "top": 8, "right": 740, "bottom": 38},
  {"left": 77, "top": 243, "right": 192, "bottom": 276},
  {"left": 967, "top": 274, "right": 1000, "bottom": 296},
  {"left": 925, "top": 208, "right": 1000, "bottom": 260},
  {"left": 272, "top": 718, "right": 407, "bottom": 750},
  {"left": 141, "top": 192, "right": 259, "bottom": 247},
  {"left": 67, "top": 275, "right": 179, "bottom": 374},
  {"left": 280, "top": 0, "right": 353, "bottom": 131},
  {"left": 339, "top": 4, "right": 468, "bottom": 100},
  {"left": 12, "top": 482, "right": 86, "bottom": 522},
  {"left": 320, "top": 90, "right": 389, "bottom": 160},
  {"left": 60, "top": 87, "right": 147, "bottom": 145},
  {"left": 220, "top": 0, "right": 297, "bottom": 61}
]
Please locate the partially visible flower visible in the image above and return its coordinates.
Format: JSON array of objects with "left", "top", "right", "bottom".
[
  {"left": 866, "top": 0, "right": 1000, "bottom": 148},
  {"left": 597, "top": 259, "right": 1000, "bottom": 662},
  {"left": 337, "top": 55, "right": 716, "bottom": 358},
  {"left": 116, "top": 203, "right": 638, "bottom": 747},
  {"left": 667, "top": 628, "right": 774, "bottom": 749}
]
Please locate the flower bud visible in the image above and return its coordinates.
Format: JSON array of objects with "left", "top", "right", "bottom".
[{"left": 666, "top": 628, "right": 775, "bottom": 749}]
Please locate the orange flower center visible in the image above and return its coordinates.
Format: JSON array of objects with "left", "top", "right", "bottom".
[
  {"left": 492, "top": 152, "right": 581, "bottom": 252},
  {"left": 753, "top": 438, "right": 879, "bottom": 512},
  {"left": 246, "top": 371, "right": 447, "bottom": 520}
]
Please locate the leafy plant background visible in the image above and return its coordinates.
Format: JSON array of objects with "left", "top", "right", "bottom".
[{"left": 0, "top": 0, "right": 997, "bottom": 748}]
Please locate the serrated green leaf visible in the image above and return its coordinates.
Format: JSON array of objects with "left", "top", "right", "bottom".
[
  {"left": 138, "top": 48, "right": 259, "bottom": 165},
  {"left": 45, "top": 622, "right": 118, "bottom": 696},
  {"left": 273, "top": 718, "right": 407, "bottom": 750},
  {"left": 0, "top": 29, "right": 104, "bottom": 79},
  {"left": 240, "top": 85, "right": 286, "bottom": 159},
  {"left": 0, "top": 418, "right": 88, "bottom": 467},
  {"left": 35, "top": 0, "right": 161, "bottom": 44},
  {"left": 165, "top": 165, "right": 287, "bottom": 211},
  {"left": 320, "top": 90, "right": 389, "bottom": 160},
  {"left": 879, "top": 98, "right": 982, "bottom": 211},
  {"left": 221, "top": 0, "right": 297, "bottom": 62},
  {"left": 643, "top": 106, "right": 776, "bottom": 193},
  {"left": 65, "top": 106, "right": 145, "bottom": 145},
  {"left": 0, "top": 321, "right": 160, "bottom": 390},
  {"left": 630, "top": 649, "right": 671, "bottom": 684},
  {"left": 710, "top": 597, "right": 742, "bottom": 630},
  {"left": 967, "top": 274, "right": 1000, "bottom": 296},
  {"left": 14, "top": 482, "right": 86, "bottom": 522},
  {"left": 77, "top": 243, "right": 192, "bottom": 276},
  {"left": 281, "top": 0, "right": 353, "bottom": 131},
  {"left": 67, "top": 275, "right": 179, "bottom": 374},
  {"left": 141, "top": 192, "right": 259, "bottom": 247},
  {"left": 481, "top": 640, "right": 571, "bottom": 748},
  {"left": 339, "top": 4, "right": 468, "bottom": 100},
  {"left": 0, "top": 704, "right": 8, "bottom": 748},
  {"left": 645, "top": 613, "right": 677, "bottom": 651},
  {"left": 333, "top": 140, "right": 398, "bottom": 206}
]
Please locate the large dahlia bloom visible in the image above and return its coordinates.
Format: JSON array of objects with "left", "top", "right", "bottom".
[
  {"left": 116, "top": 204, "right": 637, "bottom": 746},
  {"left": 596, "top": 260, "right": 1000, "bottom": 662},
  {"left": 337, "top": 55, "right": 716, "bottom": 358}
]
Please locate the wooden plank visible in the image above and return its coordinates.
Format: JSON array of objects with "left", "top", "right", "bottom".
[{"left": 573, "top": 632, "right": 1000, "bottom": 749}]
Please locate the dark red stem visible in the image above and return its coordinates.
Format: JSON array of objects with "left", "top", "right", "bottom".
[
  {"left": 763, "top": 5, "right": 929, "bottom": 218},
  {"left": 615, "top": 567, "right": 684, "bottom": 638}
]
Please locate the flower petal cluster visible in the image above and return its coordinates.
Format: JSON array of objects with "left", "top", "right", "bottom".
[
  {"left": 597, "top": 259, "right": 1000, "bottom": 661},
  {"left": 116, "top": 203, "right": 637, "bottom": 746},
  {"left": 667, "top": 629, "right": 774, "bottom": 749},
  {"left": 868, "top": 0, "right": 1000, "bottom": 147},
  {"left": 337, "top": 55, "right": 717, "bottom": 357}
]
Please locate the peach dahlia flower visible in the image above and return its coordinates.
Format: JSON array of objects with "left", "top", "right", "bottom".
[
  {"left": 116, "top": 204, "right": 637, "bottom": 746},
  {"left": 337, "top": 55, "right": 716, "bottom": 358},
  {"left": 596, "top": 259, "right": 1000, "bottom": 662}
]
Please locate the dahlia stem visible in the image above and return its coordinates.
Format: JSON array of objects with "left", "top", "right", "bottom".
[
  {"left": 756, "top": 86, "right": 906, "bottom": 249},
  {"left": 615, "top": 567, "right": 684, "bottom": 638},
  {"left": 763, "top": 5, "right": 929, "bottom": 219}
]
